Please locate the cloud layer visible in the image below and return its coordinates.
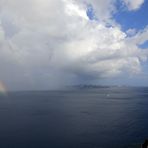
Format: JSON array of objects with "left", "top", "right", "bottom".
[
  {"left": 0, "top": 0, "right": 147, "bottom": 90},
  {"left": 123, "top": 0, "right": 144, "bottom": 10}
]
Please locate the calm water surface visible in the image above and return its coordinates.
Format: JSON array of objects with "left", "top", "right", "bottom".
[{"left": 0, "top": 87, "right": 148, "bottom": 148}]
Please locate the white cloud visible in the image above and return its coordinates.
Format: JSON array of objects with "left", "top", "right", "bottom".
[
  {"left": 123, "top": 0, "right": 145, "bottom": 10},
  {"left": 126, "top": 28, "right": 137, "bottom": 36},
  {"left": 131, "top": 26, "right": 148, "bottom": 45},
  {"left": 0, "top": 0, "right": 147, "bottom": 90},
  {"left": 83, "top": 0, "right": 117, "bottom": 21}
]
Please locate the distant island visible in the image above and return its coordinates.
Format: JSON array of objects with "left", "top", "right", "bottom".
[
  {"left": 68, "top": 84, "right": 128, "bottom": 89},
  {"left": 67, "top": 85, "right": 148, "bottom": 90}
]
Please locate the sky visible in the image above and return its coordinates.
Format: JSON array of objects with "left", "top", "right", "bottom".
[{"left": 0, "top": 0, "right": 148, "bottom": 90}]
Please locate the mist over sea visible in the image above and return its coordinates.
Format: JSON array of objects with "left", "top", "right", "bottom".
[{"left": 0, "top": 87, "right": 148, "bottom": 148}]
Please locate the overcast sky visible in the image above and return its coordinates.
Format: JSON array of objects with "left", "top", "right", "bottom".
[{"left": 0, "top": 0, "right": 148, "bottom": 90}]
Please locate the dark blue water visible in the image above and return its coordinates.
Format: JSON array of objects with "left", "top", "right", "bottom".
[{"left": 0, "top": 87, "right": 148, "bottom": 148}]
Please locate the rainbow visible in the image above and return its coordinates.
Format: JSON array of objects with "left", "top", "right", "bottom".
[{"left": 0, "top": 82, "right": 7, "bottom": 95}]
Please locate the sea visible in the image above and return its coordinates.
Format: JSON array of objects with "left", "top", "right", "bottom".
[{"left": 0, "top": 87, "right": 148, "bottom": 148}]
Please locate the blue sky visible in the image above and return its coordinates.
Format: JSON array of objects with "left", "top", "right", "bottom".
[
  {"left": 114, "top": 0, "right": 148, "bottom": 31},
  {"left": 87, "top": 4, "right": 97, "bottom": 20},
  {"left": 86, "top": 0, "right": 148, "bottom": 31}
]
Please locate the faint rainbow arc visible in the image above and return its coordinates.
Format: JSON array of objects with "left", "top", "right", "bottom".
[{"left": 0, "top": 82, "right": 7, "bottom": 95}]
